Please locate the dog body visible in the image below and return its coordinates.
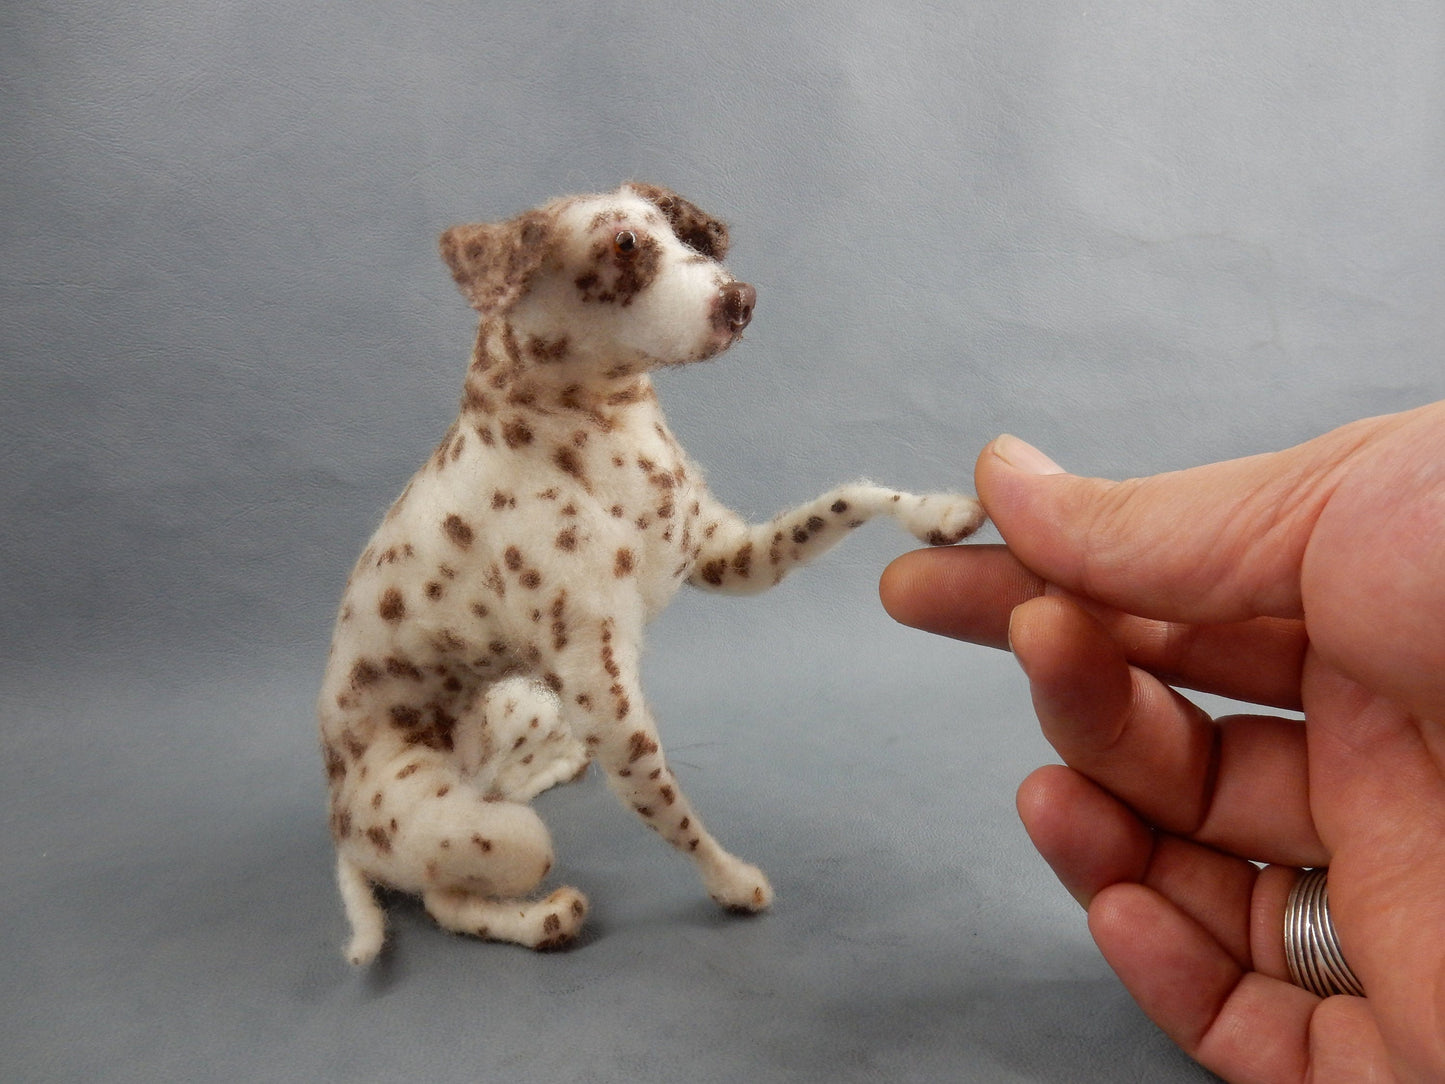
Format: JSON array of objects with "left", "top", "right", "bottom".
[{"left": 318, "top": 184, "right": 983, "bottom": 962}]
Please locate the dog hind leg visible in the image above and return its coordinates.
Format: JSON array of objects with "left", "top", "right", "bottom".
[{"left": 422, "top": 884, "right": 589, "bottom": 950}]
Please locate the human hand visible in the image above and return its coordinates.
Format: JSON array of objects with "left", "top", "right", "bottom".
[{"left": 879, "top": 402, "right": 1445, "bottom": 1082}]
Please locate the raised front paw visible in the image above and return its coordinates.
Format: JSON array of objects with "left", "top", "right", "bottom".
[
  {"left": 898, "top": 492, "right": 986, "bottom": 546},
  {"left": 703, "top": 854, "right": 775, "bottom": 914}
]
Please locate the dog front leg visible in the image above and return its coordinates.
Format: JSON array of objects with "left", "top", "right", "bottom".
[
  {"left": 569, "top": 619, "right": 773, "bottom": 912},
  {"left": 689, "top": 482, "right": 984, "bottom": 595}
]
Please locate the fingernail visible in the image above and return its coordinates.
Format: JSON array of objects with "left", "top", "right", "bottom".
[{"left": 992, "top": 434, "right": 1064, "bottom": 476}]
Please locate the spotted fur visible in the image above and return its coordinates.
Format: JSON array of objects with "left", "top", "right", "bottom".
[{"left": 318, "top": 183, "right": 985, "bottom": 963}]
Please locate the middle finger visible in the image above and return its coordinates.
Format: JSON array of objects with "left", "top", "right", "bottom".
[{"left": 881, "top": 544, "right": 1307, "bottom": 710}]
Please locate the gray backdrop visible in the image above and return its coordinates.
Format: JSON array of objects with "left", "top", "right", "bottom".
[{"left": 3, "top": 2, "right": 1440, "bottom": 1081}]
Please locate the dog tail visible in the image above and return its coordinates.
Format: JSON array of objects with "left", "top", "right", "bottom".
[{"left": 336, "top": 853, "right": 386, "bottom": 965}]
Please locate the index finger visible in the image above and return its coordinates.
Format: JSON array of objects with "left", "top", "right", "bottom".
[{"left": 975, "top": 428, "right": 1377, "bottom": 625}]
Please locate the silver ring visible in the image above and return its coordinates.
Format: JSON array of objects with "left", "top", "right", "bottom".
[{"left": 1284, "top": 867, "right": 1364, "bottom": 998}]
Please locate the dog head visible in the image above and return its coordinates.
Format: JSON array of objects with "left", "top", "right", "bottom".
[{"left": 439, "top": 184, "right": 754, "bottom": 375}]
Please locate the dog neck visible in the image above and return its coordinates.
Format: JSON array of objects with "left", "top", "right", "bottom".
[{"left": 459, "top": 318, "right": 658, "bottom": 430}]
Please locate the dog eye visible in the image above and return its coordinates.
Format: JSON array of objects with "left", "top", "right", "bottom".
[{"left": 613, "top": 230, "right": 638, "bottom": 256}]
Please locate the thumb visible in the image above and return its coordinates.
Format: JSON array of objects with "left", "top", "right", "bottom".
[{"left": 974, "top": 430, "right": 1359, "bottom": 625}]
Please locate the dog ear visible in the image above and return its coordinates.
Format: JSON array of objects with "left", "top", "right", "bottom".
[
  {"left": 626, "top": 183, "right": 730, "bottom": 262},
  {"left": 438, "top": 210, "right": 552, "bottom": 317}
]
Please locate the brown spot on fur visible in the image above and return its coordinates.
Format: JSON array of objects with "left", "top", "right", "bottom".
[
  {"left": 627, "top": 731, "right": 659, "bottom": 763},
  {"left": 555, "top": 527, "right": 579, "bottom": 552},
  {"left": 550, "top": 594, "right": 569, "bottom": 651},
  {"left": 472, "top": 834, "right": 493, "bottom": 853},
  {"left": 396, "top": 762, "right": 421, "bottom": 779},
  {"left": 341, "top": 730, "right": 366, "bottom": 760},
  {"left": 379, "top": 588, "right": 406, "bottom": 622},
  {"left": 700, "top": 560, "right": 725, "bottom": 586},
  {"left": 469, "top": 325, "right": 497, "bottom": 372},
  {"left": 463, "top": 380, "right": 494, "bottom": 415},
  {"left": 425, "top": 581, "right": 445, "bottom": 601},
  {"left": 519, "top": 569, "right": 542, "bottom": 590},
  {"left": 501, "top": 418, "right": 534, "bottom": 448},
  {"left": 443, "top": 514, "right": 474, "bottom": 548},
  {"left": 731, "top": 543, "right": 753, "bottom": 578},
  {"left": 504, "top": 547, "right": 524, "bottom": 571},
  {"left": 390, "top": 705, "right": 422, "bottom": 728},
  {"left": 386, "top": 656, "right": 424, "bottom": 682},
  {"left": 365, "top": 826, "right": 393, "bottom": 854},
  {"left": 431, "top": 422, "right": 459, "bottom": 470},
  {"left": 553, "top": 446, "right": 589, "bottom": 489},
  {"left": 607, "top": 384, "right": 648, "bottom": 407},
  {"left": 526, "top": 334, "right": 570, "bottom": 363},
  {"left": 480, "top": 566, "right": 505, "bottom": 600},
  {"left": 614, "top": 548, "right": 636, "bottom": 577},
  {"left": 350, "top": 659, "right": 384, "bottom": 687}
]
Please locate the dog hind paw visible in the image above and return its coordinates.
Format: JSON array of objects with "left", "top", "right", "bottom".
[{"left": 531, "top": 887, "right": 590, "bottom": 950}]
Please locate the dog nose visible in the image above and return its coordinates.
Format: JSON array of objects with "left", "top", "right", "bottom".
[{"left": 719, "top": 281, "right": 755, "bottom": 333}]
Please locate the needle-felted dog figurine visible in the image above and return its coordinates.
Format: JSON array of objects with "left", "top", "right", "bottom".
[{"left": 318, "top": 183, "right": 984, "bottom": 962}]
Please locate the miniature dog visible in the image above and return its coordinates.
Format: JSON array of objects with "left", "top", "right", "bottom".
[{"left": 318, "top": 183, "right": 983, "bottom": 962}]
